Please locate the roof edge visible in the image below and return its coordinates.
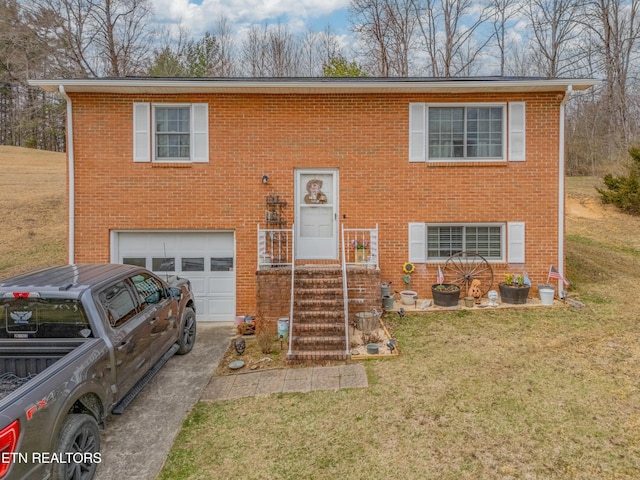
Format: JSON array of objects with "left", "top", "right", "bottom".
[{"left": 28, "top": 77, "right": 601, "bottom": 95}]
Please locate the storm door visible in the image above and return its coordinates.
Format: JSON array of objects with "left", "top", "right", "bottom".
[{"left": 295, "top": 169, "right": 338, "bottom": 260}]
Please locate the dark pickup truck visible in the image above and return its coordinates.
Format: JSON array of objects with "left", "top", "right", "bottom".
[{"left": 0, "top": 264, "right": 197, "bottom": 480}]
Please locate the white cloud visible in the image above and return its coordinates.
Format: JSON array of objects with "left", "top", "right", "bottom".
[{"left": 150, "top": 0, "right": 351, "bottom": 37}]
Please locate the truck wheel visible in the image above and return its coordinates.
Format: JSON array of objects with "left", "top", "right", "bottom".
[
  {"left": 177, "top": 307, "right": 196, "bottom": 355},
  {"left": 53, "top": 414, "right": 100, "bottom": 480}
]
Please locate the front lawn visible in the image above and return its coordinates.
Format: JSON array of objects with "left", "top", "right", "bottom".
[{"left": 158, "top": 177, "right": 640, "bottom": 480}]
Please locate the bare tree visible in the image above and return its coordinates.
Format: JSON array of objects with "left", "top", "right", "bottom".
[
  {"left": 490, "top": 0, "right": 521, "bottom": 76},
  {"left": 0, "top": 0, "right": 65, "bottom": 150},
  {"left": 412, "top": 0, "right": 494, "bottom": 77},
  {"left": 241, "top": 24, "right": 269, "bottom": 76},
  {"left": 241, "top": 22, "right": 302, "bottom": 77},
  {"left": 350, "top": 0, "right": 417, "bottom": 76},
  {"left": 267, "top": 22, "right": 301, "bottom": 76},
  {"left": 524, "top": 0, "right": 583, "bottom": 77},
  {"left": 581, "top": 0, "right": 640, "bottom": 143},
  {"left": 300, "top": 26, "right": 343, "bottom": 76},
  {"left": 212, "top": 14, "right": 236, "bottom": 77},
  {"left": 29, "top": 0, "right": 154, "bottom": 77}
]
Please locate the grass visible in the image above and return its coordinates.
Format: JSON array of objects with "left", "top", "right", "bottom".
[
  {"left": 0, "top": 146, "right": 67, "bottom": 278},
  {"left": 158, "top": 176, "right": 640, "bottom": 480},
  {"left": 2, "top": 149, "right": 638, "bottom": 479}
]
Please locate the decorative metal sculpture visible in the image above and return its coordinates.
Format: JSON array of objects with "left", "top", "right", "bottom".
[{"left": 234, "top": 338, "right": 246, "bottom": 356}]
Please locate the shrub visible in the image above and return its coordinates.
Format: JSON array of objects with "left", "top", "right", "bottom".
[
  {"left": 256, "top": 329, "right": 274, "bottom": 354},
  {"left": 597, "top": 147, "right": 640, "bottom": 215}
]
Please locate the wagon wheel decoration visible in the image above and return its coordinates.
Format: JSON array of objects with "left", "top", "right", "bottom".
[{"left": 443, "top": 252, "right": 494, "bottom": 296}]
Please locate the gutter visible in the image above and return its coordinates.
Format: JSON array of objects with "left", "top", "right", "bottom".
[
  {"left": 557, "top": 85, "right": 572, "bottom": 291},
  {"left": 59, "top": 85, "right": 74, "bottom": 264}
]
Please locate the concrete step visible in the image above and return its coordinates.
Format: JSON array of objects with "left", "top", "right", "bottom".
[{"left": 287, "top": 350, "right": 349, "bottom": 362}]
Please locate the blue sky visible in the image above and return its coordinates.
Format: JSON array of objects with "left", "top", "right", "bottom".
[{"left": 150, "top": 0, "right": 353, "bottom": 38}]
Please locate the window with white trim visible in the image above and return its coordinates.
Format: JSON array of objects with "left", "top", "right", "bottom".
[
  {"left": 409, "top": 222, "right": 524, "bottom": 264},
  {"left": 133, "top": 102, "right": 209, "bottom": 163},
  {"left": 427, "top": 224, "right": 503, "bottom": 260},
  {"left": 155, "top": 106, "right": 190, "bottom": 160},
  {"left": 409, "top": 102, "right": 525, "bottom": 162}
]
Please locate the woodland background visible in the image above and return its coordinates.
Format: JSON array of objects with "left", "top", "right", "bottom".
[{"left": 1, "top": 0, "right": 639, "bottom": 175}]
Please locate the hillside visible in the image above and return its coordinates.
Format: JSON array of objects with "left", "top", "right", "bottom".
[{"left": 0, "top": 146, "right": 67, "bottom": 278}]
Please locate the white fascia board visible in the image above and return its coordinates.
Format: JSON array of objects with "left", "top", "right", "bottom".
[{"left": 28, "top": 78, "right": 602, "bottom": 95}]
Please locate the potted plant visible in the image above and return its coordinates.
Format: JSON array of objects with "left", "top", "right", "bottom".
[
  {"left": 351, "top": 239, "right": 370, "bottom": 263},
  {"left": 431, "top": 283, "right": 461, "bottom": 307},
  {"left": 498, "top": 273, "right": 530, "bottom": 304}
]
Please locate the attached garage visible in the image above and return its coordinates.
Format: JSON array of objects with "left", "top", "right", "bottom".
[{"left": 111, "top": 231, "right": 235, "bottom": 321}]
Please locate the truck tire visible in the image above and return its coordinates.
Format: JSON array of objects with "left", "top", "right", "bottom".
[
  {"left": 176, "top": 307, "right": 196, "bottom": 355},
  {"left": 52, "top": 413, "right": 100, "bottom": 480}
]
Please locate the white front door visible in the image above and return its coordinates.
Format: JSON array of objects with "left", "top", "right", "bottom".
[{"left": 295, "top": 169, "right": 338, "bottom": 260}]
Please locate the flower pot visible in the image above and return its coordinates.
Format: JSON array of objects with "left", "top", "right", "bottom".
[
  {"left": 431, "top": 284, "right": 461, "bottom": 307},
  {"left": 538, "top": 284, "right": 555, "bottom": 305},
  {"left": 463, "top": 296, "right": 475, "bottom": 308},
  {"left": 498, "top": 283, "right": 530, "bottom": 304},
  {"left": 400, "top": 290, "right": 418, "bottom": 305}
]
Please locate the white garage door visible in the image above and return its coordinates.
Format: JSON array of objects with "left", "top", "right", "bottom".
[{"left": 113, "top": 231, "right": 235, "bottom": 322}]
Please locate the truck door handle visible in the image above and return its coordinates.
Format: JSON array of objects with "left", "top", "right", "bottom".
[{"left": 117, "top": 340, "right": 130, "bottom": 351}]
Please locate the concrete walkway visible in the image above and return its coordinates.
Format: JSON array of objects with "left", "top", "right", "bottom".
[
  {"left": 201, "top": 363, "right": 368, "bottom": 401},
  {"left": 94, "top": 322, "right": 368, "bottom": 480}
]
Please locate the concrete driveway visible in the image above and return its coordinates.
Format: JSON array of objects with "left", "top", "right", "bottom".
[{"left": 94, "top": 322, "right": 234, "bottom": 480}]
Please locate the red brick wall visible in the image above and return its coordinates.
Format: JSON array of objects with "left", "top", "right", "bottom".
[{"left": 68, "top": 90, "right": 563, "bottom": 314}]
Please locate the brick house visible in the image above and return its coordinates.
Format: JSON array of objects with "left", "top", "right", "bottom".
[{"left": 31, "top": 77, "right": 596, "bottom": 359}]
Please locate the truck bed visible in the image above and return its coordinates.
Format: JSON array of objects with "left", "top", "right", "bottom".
[{"left": 0, "top": 339, "right": 88, "bottom": 400}]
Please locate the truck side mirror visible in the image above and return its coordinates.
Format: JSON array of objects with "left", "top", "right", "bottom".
[{"left": 168, "top": 287, "right": 182, "bottom": 301}]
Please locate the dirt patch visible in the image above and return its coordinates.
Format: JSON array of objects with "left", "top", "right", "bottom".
[
  {"left": 215, "top": 319, "right": 398, "bottom": 376},
  {"left": 566, "top": 197, "right": 603, "bottom": 219}
]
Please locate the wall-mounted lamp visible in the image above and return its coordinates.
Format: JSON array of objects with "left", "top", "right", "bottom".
[{"left": 261, "top": 174, "right": 269, "bottom": 184}]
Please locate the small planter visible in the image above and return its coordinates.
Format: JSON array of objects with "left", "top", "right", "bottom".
[
  {"left": 498, "top": 283, "right": 530, "bottom": 304},
  {"left": 463, "top": 296, "right": 475, "bottom": 308},
  {"left": 400, "top": 290, "right": 418, "bottom": 305},
  {"left": 431, "top": 284, "right": 461, "bottom": 307}
]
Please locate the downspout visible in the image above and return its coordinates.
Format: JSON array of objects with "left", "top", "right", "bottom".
[
  {"left": 59, "top": 85, "right": 74, "bottom": 264},
  {"left": 558, "top": 85, "right": 572, "bottom": 291}
]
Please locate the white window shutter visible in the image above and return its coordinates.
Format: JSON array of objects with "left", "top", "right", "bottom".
[
  {"left": 508, "top": 102, "right": 526, "bottom": 161},
  {"left": 408, "top": 223, "right": 427, "bottom": 263},
  {"left": 133, "top": 103, "right": 150, "bottom": 162},
  {"left": 507, "top": 222, "right": 525, "bottom": 263},
  {"left": 192, "top": 103, "right": 209, "bottom": 163},
  {"left": 409, "top": 103, "right": 426, "bottom": 162}
]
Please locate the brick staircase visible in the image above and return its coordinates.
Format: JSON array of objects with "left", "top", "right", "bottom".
[{"left": 286, "top": 267, "right": 349, "bottom": 362}]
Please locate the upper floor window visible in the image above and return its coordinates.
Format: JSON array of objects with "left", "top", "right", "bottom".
[
  {"left": 429, "top": 106, "right": 503, "bottom": 159},
  {"left": 410, "top": 102, "right": 525, "bottom": 162},
  {"left": 133, "top": 102, "right": 209, "bottom": 163},
  {"left": 155, "top": 106, "right": 191, "bottom": 160}
]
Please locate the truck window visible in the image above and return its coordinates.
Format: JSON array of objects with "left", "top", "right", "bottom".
[
  {"left": 98, "top": 281, "right": 139, "bottom": 328},
  {"left": 1, "top": 298, "right": 90, "bottom": 338},
  {"left": 130, "top": 273, "right": 164, "bottom": 308}
]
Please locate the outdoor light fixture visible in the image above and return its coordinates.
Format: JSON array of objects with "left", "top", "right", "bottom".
[{"left": 261, "top": 174, "right": 269, "bottom": 184}]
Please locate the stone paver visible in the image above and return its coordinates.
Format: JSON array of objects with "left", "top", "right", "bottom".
[{"left": 200, "top": 363, "right": 368, "bottom": 401}]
